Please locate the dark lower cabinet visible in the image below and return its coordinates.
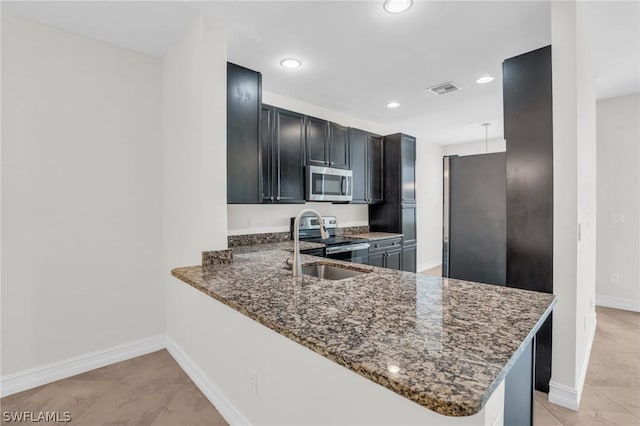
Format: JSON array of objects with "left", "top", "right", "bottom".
[
  {"left": 402, "top": 244, "right": 417, "bottom": 273},
  {"left": 368, "top": 237, "right": 403, "bottom": 270},
  {"left": 401, "top": 204, "right": 417, "bottom": 246},
  {"left": 385, "top": 249, "right": 402, "bottom": 270},
  {"left": 260, "top": 105, "right": 305, "bottom": 204},
  {"left": 227, "top": 63, "right": 262, "bottom": 204},
  {"left": 504, "top": 338, "right": 535, "bottom": 426},
  {"left": 368, "top": 251, "right": 385, "bottom": 268}
]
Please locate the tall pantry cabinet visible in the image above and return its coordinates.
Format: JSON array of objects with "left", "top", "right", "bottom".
[{"left": 369, "top": 133, "right": 417, "bottom": 272}]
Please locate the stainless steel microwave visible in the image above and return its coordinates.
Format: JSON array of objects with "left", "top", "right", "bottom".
[{"left": 305, "top": 166, "right": 353, "bottom": 202}]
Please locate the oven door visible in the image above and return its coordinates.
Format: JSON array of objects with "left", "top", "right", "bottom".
[
  {"left": 325, "top": 243, "right": 370, "bottom": 265},
  {"left": 306, "top": 166, "right": 353, "bottom": 202}
]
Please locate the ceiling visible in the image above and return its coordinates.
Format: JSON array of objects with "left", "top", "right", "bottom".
[{"left": 3, "top": 1, "right": 638, "bottom": 145}]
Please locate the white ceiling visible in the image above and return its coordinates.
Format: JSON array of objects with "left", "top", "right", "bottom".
[{"left": 2, "top": 1, "right": 638, "bottom": 145}]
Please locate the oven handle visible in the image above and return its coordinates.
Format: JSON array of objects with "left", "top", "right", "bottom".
[{"left": 325, "top": 243, "right": 370, "bottom": 255}]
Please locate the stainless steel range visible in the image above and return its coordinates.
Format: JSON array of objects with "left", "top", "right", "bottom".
[{"left": 290, "top": 215, "right": 370, "bottom": 265}]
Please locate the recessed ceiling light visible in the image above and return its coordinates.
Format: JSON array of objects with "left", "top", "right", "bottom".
[
  {"left": 386, "top": 101, "right": 400, "bottom": 108},
  {"left": 383, "top": 0, "right": 413, "bottom": 14},
  {"left": 280, "top": 58, "right": 302, "bottom": 69},
  {"left": 476, "top": 76, "right": 495, "bottom": 84}
]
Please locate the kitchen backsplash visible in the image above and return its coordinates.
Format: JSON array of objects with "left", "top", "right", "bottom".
[{"left": 228, "top": 225, "right": 370, "bottom": 247}]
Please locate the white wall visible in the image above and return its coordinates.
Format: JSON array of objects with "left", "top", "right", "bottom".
[
  {"left": 163, "top": 12, "right": 229, "bottom": 374},
  {"left": 1, "top": 15, "right": 164, "bottom": 375},
  {"left": 162, "top": 14, "right": 227, "bottom": 274},
  {"left": 549, "top": 0, "right": 598, "bottom": 410},
  {"left": 416, "top": 141, "right": 444, "bottom": 271},
  {"left": 596, "top": 93, "right": 640, "bottom": 311},
  {"left": 443, "top": 138, "right": 506, "bottom": 156}
]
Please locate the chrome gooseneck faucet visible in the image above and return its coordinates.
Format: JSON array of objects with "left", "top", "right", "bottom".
[{"left": 292, "top": 208, "right": 328, "bottom": 277}]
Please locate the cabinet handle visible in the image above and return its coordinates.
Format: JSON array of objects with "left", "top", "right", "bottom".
[
  {"left": 276, "top": 196, "right": 280, "bottom": 201},
  {"left": 374, "top": 244, "right": 379, "bottom": 248},
  {"left": 330, "top": 161, "right": 334, "bottom": 166},
  {"left": 270, "top": 196, "right": 274, "bottom": 201}
]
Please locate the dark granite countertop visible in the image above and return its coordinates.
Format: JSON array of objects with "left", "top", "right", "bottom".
[
  {"left": 344, "top": 232, "right": 404, "bottom": 241},
  {"left": 230, "top": 240, "right": 324, "bottom": 255},
  {"left": 172, "top": 250, "right": 555, "bottom": 417}
]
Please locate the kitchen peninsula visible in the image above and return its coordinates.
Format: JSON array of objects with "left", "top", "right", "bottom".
[{"left": 171, "top": 249, "right": 555, "bottom": 425}]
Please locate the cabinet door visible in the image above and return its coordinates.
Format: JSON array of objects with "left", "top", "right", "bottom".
[
  {"left": 401, "top": 134, "right": 416, "bottom": 202},
  {"left": 386, "top": 249, "right": 402, "bottom": 270},
  {"left": 260, "top": 104, "right": 274, "bottom": 203},
  {"left": 401, "top": 204, "right": 417, "bottom": 246},
  {"left": 329, "top": 122, "right": 349, "bottom": 169},
  {"left": 275, "top": 108, "right": 306, "bottom": 204},
  {"left": 306, "top": 116, "right": 328, "bottom": 167},
  {"left": 349, "top": 128, "right": 368, "bottom": 204},
  {"left": 368, "top": 134, "right": 384, "bottom": 203},
  {"left": 368, "top": 251, "right": 385, "bottom": 268},
  {"left": 227, "top": 63, "right": 262, "bottom": 204},
  {"left": 402, "top": 245, "right": 417, "bottom": 272}
]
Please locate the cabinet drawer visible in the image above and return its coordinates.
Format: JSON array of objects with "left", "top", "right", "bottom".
[{"left": 369, "top": 237, "right": 402, "bottom": 252}]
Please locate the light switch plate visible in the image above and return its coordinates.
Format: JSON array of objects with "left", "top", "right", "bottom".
[{"left": 611, "top": 272, "right": 620, "bottom": 284}]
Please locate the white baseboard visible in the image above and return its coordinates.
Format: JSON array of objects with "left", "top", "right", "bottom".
[
  {"left": 595, "top": 295, "right": 640, "bottom": 312},
  {"left": 548, "top": 381, "right": 579, "bottom": 411},
  {"left": 0, "top": 334, "right": 165, "bottom": 398},
  {"left": 548, "top": 314, "right": 597, "bottom": 411},
  {"left": 418, "top": 258, "right": 441, "bottom": 273},
  {"left": 165, "top": 336, "right": 250, "bottom": 426}
]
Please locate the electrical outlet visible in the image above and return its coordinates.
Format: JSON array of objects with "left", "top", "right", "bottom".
[
  {"left": 590, "top": 298, "right": 595, "bottom": 309},
  {"left": 248, "top": 218, "right": 256, "bottom": 229},
  {"left": 249, "top": 370, "right": 258, "bottom": 394},
  {"left": 611, "top": 272, "right": 620, "bottom": 284}
]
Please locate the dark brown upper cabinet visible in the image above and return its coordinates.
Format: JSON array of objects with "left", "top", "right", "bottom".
[
  {"left": 260, "top": 105, "right": 306, "bottom": 204},
  {"left": 305, "top": 118, "right": 350, "bottom": 170},
  {"left": 306, "top": 116, "right": 329, "bottom": 167},
  {"left": 227, "top": 62, "right": 262, "bottom": 204},
  {"left": 328, "top": 122, "right": 349, "bottom": 169},
  {"left": 400, "top": 134, "right": 416, "bottom": 203},
  {"left": 349, "top": 128, "right": 384, "bottom": 204}
]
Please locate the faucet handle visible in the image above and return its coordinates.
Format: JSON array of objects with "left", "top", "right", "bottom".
[{"left": 285, "top": 258, "right": 293, "bottom": 270}]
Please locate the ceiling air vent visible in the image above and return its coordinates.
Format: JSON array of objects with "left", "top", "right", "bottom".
[{"left": 427, "top": 82, "right": 461, "bottom": 95}]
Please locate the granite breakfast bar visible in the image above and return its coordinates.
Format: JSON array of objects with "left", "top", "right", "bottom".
[{"left": 170, "top": 249, "right": 555, "bottom": 425}]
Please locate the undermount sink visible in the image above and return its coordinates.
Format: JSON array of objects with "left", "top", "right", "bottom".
[{"left": 301, "top": 263, "right": 368, "bottom": 281}]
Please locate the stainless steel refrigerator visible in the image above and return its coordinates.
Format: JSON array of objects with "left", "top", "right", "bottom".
[{"left": 442, "top": 153, "right": 507, "bottom": 286}]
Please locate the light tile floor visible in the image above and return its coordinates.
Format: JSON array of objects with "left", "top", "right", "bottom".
[
  {"left": 534, "top": 306, "right": 640, "bottom": 425},
  {"left": 2, "top": 305, "right": 638, "bottom": 425},
  {"left": 0, "top": 350, "right": 228, "bottom": 425}
]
